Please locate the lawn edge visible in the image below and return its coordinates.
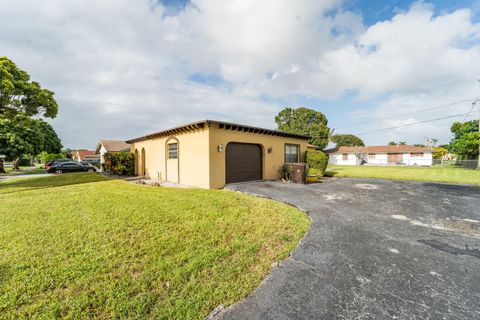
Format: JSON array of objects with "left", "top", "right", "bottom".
[
  {"left": 208, "top": 188, "right": 312, "bottom": 319},
  {"left": 326, "top": 175, "right": 480, "bottom": 188}
]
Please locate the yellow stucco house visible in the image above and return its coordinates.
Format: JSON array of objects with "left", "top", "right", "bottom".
[{"left": 126, "top": 120, "right": 310, "bottom": 189}]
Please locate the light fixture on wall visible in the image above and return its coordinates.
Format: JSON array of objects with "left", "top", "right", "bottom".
[
  {"left": 217, "top": 144, "right": 223, "bottom": 152},
  {"left": 268, "top": 147, "right": 273, "bottom": 154}
]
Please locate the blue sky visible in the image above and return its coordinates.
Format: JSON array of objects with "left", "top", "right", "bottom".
[
  {"left": 343, "top": 0, "right": 479, "bottom": 24},
  {"left": 158, "top": 0, "right": 480, "bottom": 145},
  {"left": 1, "top": 0, "right": 479, "bottom": 148}
]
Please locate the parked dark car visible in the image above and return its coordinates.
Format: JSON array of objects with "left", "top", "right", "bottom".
[
  {"left": 81, "top": 160, "right": 100, "bottom": 167},
  {"left": 45, "top": 158, "right": 70, "bottom": 169},
  {"left": 47, "top": 161, "right": 97, "bottom": 174}
]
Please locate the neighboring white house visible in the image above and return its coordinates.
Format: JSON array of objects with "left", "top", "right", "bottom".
[
  {"left": 325, "top": 145, "right": 433, "bottom": 166},
  {"left": 95, "top": 140, "right": 130, "bottom": 171}
]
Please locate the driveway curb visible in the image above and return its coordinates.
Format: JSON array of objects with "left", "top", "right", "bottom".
[{"left": 210, "top": 186, "right": 314, "bottom": 319}]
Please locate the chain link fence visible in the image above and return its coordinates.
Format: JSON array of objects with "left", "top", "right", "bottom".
[{"left": 432, "top": 159, "right": 479, "bottom": 169}]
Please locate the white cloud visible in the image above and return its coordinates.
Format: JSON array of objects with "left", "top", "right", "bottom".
[{"left": 0, "top": 0, "right": 478, "bottom": 147}]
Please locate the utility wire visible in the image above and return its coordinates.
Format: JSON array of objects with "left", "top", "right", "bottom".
[
  {"left": 334, "top": 98, "right": 473, "bottom": 131},
  {"left": 284, "top": 99, "right": 477, "bottom": 139},
  {"left": 438, "top": 101, "right": 479, "bottom": 146},
  {"left": 306, "top": 113, "right": 468, "bottom": 138},
  {"left": 462, "top": 99, "right": 479, "bottom": 122},
  {"left": 352, "top": 114, "right": 466, "bottom": 135}
]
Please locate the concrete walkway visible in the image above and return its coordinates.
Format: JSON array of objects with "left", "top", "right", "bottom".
[{"left": 217, "top": 178, "right": 480, "bottom": 319}]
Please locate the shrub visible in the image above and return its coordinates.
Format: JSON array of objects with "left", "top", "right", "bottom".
[
  {"left": 39, "top": 152, "right": 66, "bottom": 163},
  {"left": 103, "top": 152, "right": 135, "bottom": 176},
  {"left": 433, "top": 147, "right": 448, "bottom": 160},
  {"left": 305, "top": 150, "right": 328, "bottom": 177},
  {"left": 280, "top": 164, "right": 293, "bottom": 181},
  {"left": 18, "top": 157, "right": 33, "bottom": 166}
]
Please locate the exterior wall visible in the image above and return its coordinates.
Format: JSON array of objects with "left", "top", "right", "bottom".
[
  {"left": 366, "top": 153, "right": 388, "bottom": 165},
  {"left": 330, "top": 152, "right": 433, "bottom": 166},
  {"left": 328, "top": 153, "right": 358, "bottom": 165},
  {"left": 98, "top": 146, "right": 108, "bottom": 172},
  {"left": 402, "top": 152, "right": 432, "bottom": 166},
  {"left": 99, "top": 146, "right": 107, "bottom": 164},
  {"left": 129, "top": 128, "right": 210, "bottom": 188},
  {"left": 208, "top": 124, "right": 309, "bottom": 189}
]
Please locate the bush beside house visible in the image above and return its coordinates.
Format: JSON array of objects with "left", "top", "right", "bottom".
[
  {"left": 305, "top": 150, "right": 328, "bottom": 177},
  {"left": 103, "top": 152, "right": 135, "bottom": 175},
  {"left": 39, "top": 152, "right": 66, "bottom": 163}
]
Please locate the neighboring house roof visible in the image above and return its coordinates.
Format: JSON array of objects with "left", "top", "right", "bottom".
[
  {"left": 324, "top": 145, "right": 432, "bottom": 154},
  {"left": 75, "top": 150, "right": 97, "bottom": 160},
  {"left": 95, "top": 140, "right": 130, "bottom": 154},
  {"left": 126, "top": 119, "right": 311, "bottom": 144}
]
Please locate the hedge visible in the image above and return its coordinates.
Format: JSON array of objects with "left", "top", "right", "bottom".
[
  {"left": 305, "top": 150, "right": 328, "bottom": 177},
  {"left": 40, "top": 152, "right": 66, "bottom": 163},
  {"left": 103, "top": 152, "right": 135, "bottom": 176}
]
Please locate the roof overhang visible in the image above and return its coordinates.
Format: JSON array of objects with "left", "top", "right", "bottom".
[{"left": 126, "top": 120, "right": 310, "bottom": 144}]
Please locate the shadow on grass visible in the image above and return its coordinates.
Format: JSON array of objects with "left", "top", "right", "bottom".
[
  {"left": 0, "top": 173, "right": 109, "bottom": 194},
  {"left": 324, "top": 171, "right": 338, "bottom": 177},
  {"left": 0, "top": 167, "right": 46, "bottom": 176}
]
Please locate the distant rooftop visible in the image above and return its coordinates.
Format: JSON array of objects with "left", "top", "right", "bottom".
[
  {"left": 324, "top": 145, "right": 432, "bottom": 154},
  {"left": 96, "top": 140, "right": 130, "bottom": 153}
]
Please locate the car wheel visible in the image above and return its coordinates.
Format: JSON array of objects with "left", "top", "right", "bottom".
[
  {"left": 88, "top": 168, "right": 95, "bottom": 173},
  {"left": 55, "top": 170, "right": 63, "bottom": 175}
]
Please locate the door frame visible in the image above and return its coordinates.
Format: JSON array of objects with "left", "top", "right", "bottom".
[
  {"left": 165, "top": 136, "right": 180, "bottom": 183},
  {"left": 134, "top": 149, "right": 139, "bottom": 175},
  {"left": 141, "top": 148, "right": 146, "bottom": 176}
]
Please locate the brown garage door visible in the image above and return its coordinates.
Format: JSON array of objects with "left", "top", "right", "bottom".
[{"left": 226, "top": 143, "right": 262, "bottom": 184}]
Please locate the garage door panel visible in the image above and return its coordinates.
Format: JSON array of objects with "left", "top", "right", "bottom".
[{"left": 226, "top": 143, "right": 262, "bottom": 183}]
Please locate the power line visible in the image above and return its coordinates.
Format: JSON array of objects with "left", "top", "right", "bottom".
[
  {"left": 285, "top": 99, "right": 478, "bottom": 140},
  {"left": 461, "top": 99, "right": 478, "bottom": 122},
  {"left": 334, "top": 98, "right": 473, "bottom": 131},
  {"left": 439, "top": 101, "right": 479, "bottom": 146},
  {"left": 351, "top": 114, "right": 466, "bottom": 136},
  {"left": 306, "top": 113, "right": 469, "bottom": 139}
]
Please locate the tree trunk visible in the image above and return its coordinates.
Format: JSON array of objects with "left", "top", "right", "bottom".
[
  {"left": 0, "top": 159, "right": 5, "bottom": 173},
  {"left": 13, "top": 157, "right": 22, "bottom": 170}
]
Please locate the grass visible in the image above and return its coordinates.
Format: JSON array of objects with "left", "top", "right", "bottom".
[
  {"left": 0, "top": 173, "right": 310, "bottom": 319},
  {"left": 0, "top": 165, "right": 46, "bottom": 176},
  {"left": 326, "top": 165, "right": 480, "bottom": 186}
]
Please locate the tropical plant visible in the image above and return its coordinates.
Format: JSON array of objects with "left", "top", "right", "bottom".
[
  {"left": 275, "top": 107, "right": 330, "bottom": 149},
  {"left": 449, "top": 120, "right": 479, "bottom": 159},
  {"left": 432, "top": 147, "right": 448, "bottom": 160},
  {"left": 305, "top": 150, "right": 329, "bottom": 177},
  {"left": 0, "top": 57, "right": 60, "bottom": 172},
  {"left": 330, "top": 134, "right": 365, "bottom": 147},
  {"left": 103, "top": 152, "right": 135, "bottom": 175}
]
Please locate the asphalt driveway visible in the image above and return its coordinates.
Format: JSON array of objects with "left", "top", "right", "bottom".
[{"left": 218, "top": 178, "right": 480, "bottom": 319}]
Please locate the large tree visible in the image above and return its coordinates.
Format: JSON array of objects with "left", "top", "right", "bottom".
[
  {"left": 0, "top": 57, "right": 59, "bottom": 172},
  {"left": 449, "top": 120, "right": 479, "bottom": 159},
  {"left": 275, "top": 107, "right": 330, "bottom": 149},
  {"left": 0, "top": 57, "right": 58, "bottom": 118},
  {"left": 331, "top": 134, "right": 364, "bottom": 147},
  {"left": 0, "top": 116, "right": 62, "bottom": 169}
]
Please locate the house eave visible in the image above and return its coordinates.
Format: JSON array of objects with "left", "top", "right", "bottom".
[{"left": 126, "top": 120, "right": 311, "bottom": 144}]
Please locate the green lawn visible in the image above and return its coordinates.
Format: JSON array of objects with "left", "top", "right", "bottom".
[
  {"left": 0, "top": 165, "right": 46, "bottom": 176},
  {"left": 0, "top": 174, "right": 310, "bottom": 319},
  {"left": 326, "top": 165, "right": 480, "bottom": 186}
]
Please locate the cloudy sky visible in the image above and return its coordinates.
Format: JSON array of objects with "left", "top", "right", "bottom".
[{"left": 1, "top": 0, "right": 479, "bottom": 149}]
